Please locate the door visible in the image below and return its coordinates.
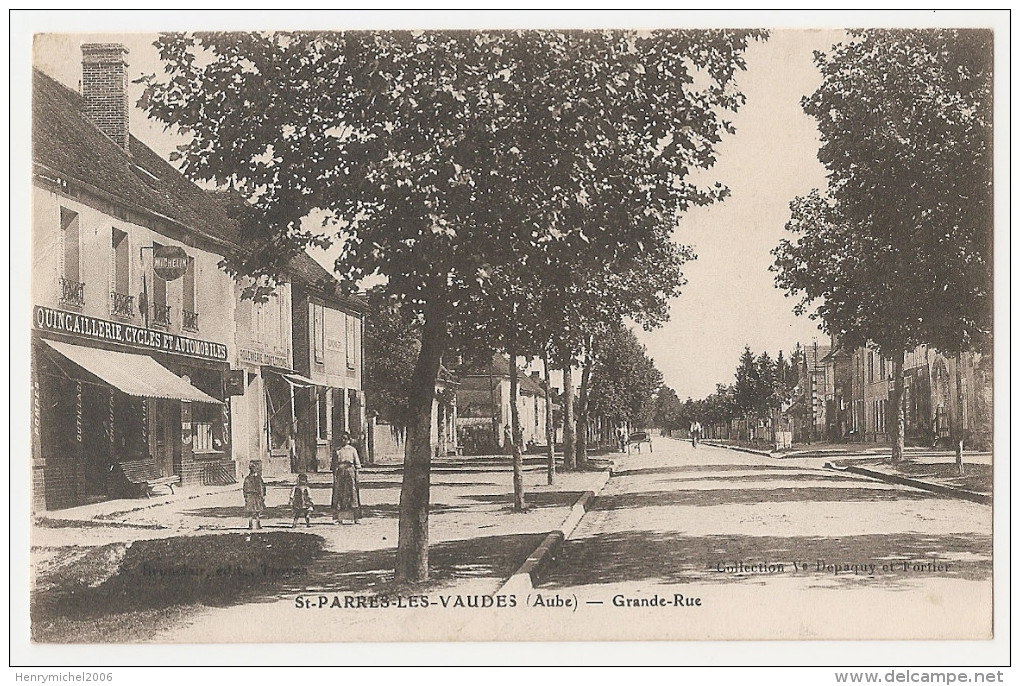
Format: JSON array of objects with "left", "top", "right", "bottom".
[
  {"left": 331, "top": 387, "right": 346, "bottom": 456},
  {"left": 152, "top": 399, "right": 180, "bottom": 478},
  {"left": 81, "top": 384, "right": 111, "bottom": 499}
]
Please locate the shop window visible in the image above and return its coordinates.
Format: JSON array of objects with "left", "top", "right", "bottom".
[
  {"left": 317, "top": 390, "right": 328, "bottom": 441},
  {"left": 266, "top": 375, "right": 293, "bottom": 451},
  {"left": 193, "top": 403, "right": 225, "bottom": 453}
]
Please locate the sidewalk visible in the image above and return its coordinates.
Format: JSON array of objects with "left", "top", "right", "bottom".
[
  {"left": 830, "top": 453, "right": 992, "bottom": 505},
  {"left": 31, "top": 456, "right": 612, "bottom": 642},
  {"left": 701, "top": 439, "right": 993, "bottom": 504}
]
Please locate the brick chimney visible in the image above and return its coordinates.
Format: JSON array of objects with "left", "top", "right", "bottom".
[{"left": 81, "top": 43, "right": 130, "bottom": 151}]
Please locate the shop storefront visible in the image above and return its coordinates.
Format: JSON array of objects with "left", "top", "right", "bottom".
[{"left": 32, "top": 305, "right": 233, "bottom": 510}]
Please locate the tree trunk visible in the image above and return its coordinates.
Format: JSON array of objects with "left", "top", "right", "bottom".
[
  {"left": 576, "top": 354, "right": 591, "bottom": 469},
  {"left": 955, "top": 351, "right": 966, "bottom": 476},
  {"left": 890, "top": 350, "right": 905, "bottom": 464},
  {"left": 562, "top": 364, "right": 576, "bottom": 471},
  {"left": 508, "top": 341, "right": 526, "bottom": 511},
  {"left": 395, "top": 306, "right": 447, "bottom": 583},
  {"left": 543, "top": 352, "right": 555, "bottom": 485}
]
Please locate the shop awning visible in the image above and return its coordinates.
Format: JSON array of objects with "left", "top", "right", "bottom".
[
  {"left": 263, "top": 366, "right": 316, "bottom": 387},
  {"left": 43, "top": 339, "right": 222, "bottom": 404}
]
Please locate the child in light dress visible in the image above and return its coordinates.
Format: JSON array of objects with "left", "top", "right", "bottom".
[{"left": 290, "top": 473, "right": 314, "bottom": 528}]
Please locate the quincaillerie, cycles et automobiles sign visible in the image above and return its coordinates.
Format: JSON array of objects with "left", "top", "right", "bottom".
[{"left": 34, "top": 306, "right": 228, "bottom": 361}]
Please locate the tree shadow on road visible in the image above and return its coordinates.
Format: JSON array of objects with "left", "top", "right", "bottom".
[
  {"left": 459, "top": 491, "right": 585, "bottom": 510},
  {"left": 646, "top": 473, "right": 879, "bottom": 487},
  {"left": 615, "top": 464, "right": 809, "bottom": 478},
  {"left": 593, "top": 486, "right": 936, "bottom": 511},
  {"left": 182, "top": 500, "right": 468, "bottom": 521},
  {"left": 250, "top": 531, "right": 547, "bottom": 598},
  {"left": 539, "top": 531, "right": 992, "bottom": 590}
]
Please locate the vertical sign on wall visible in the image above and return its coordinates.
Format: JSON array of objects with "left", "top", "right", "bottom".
[
  {"left": 109, "top": 391, "right": 116, "bottom": 448},
  {"left": 75, "top": 382, "right": 82, "bottom": 444},
  {"left": 33, "top": 380, "right": 40, "bottom": 441},
  {"left": 141, "top": 398, "right": 148, "bottom": 444}
]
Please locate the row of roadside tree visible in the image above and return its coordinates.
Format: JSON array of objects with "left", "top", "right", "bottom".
[{"left": 137, "top": 30, "right": 765, "bottom": 582}]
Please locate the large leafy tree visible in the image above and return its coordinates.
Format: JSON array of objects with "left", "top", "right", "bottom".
[
  {"left": 588, "top": 323, "right": 664, "bottom": 430},
  {"left": 141, "top": 29, "right": 762, "bottom": 582},
  {"left": 772, "top": 29, "right": 993, "bottom": 463},
  {"left": 362, "top": 286, "right": 421, "bottom": 427}
]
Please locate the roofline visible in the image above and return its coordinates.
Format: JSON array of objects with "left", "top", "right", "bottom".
[
  {"left": 34, "top": 162, "right": 237, "bottom": 254},
  {"left": 292, "top": 280, "right": 369, "bottom": 315}
]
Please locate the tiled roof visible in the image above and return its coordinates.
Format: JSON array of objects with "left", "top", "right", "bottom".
[
  {"left": 464, "top": 353, "right": 546, "bottom": 396},
  {"left": 287, "top": 251, "right": 368, "bottom": 313},
  {"left": 32, "top": 68, "right": 239, "bottom": 248}
]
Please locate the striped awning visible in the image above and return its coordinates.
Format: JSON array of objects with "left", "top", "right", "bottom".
[{"left": 43, "top": 339, "right": 222, "bottom": 404}]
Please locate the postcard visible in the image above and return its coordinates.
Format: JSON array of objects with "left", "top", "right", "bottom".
[{"left": 13, "top": 11, "right": 1007, "bottom": 667}]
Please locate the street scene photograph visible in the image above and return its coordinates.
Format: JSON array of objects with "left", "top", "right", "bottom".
[{"left": 13, "top": 10, "right": 1004, "bottom": 668}]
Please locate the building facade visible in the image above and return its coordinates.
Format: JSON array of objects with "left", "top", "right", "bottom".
[
  {"left": 229, "top": 279, "right": 295, "bottom": 478},
  {"left": 289, "top": 254, "right": 368, "bottom": 472},
  {"left": 31, "top": 46, "right": 239, "bottom": 510},
  {"left": 822, "top": 339, "right": 991, "bottom": 449},
  {"left": 456, "top": 354, "right": 551, "bottom": 455}
]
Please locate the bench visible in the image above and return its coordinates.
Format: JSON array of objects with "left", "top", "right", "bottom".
[
  {"left": 111, "top": 460, "right": 181, "bottom": 498},
  {"left": 627, "top": 431, "right": 653, "bottom": 454}
]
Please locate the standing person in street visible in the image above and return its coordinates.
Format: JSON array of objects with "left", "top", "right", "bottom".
[
  {"left": 331, "top": 432, "right": 362, "bottom": 524},
  {"left": 242, "top": 463, "right": 266, "bottom": 530},
  {"left": 616, "top": 426, "right": 627, "bottom": 453},
  {"left": 290, "top": 473, "right": 314, "bottom": 528},
  {"left": 690, "top": 420, "right": 702, "bottom": 449}
]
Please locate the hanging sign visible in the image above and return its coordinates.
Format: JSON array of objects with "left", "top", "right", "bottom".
[
  {"left": 224, "top": 370, "right": 246, "bottom": 396},
  {"left": 153, "top": 245, "right": 189, "bottom": 281}
]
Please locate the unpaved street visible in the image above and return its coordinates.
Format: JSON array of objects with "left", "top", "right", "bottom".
[{"left": 517, "top": 436, "right": 992, "bottom": 640}]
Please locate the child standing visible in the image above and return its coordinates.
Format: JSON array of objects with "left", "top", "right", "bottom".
[
  {"left": 290, "top": 473, "right": 314, "bottom": 528},
  {"left": 242, "top": 463, "right": 266, "bottom": 530}
]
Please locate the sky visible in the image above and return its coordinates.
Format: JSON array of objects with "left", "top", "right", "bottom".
[
  {"left": 32, "top": 27, "right": 843, "bottom": 401},
  {"left": 633, "top": 29, "right": 843, "bottom": 399}
]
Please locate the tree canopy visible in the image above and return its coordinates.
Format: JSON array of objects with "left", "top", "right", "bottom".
[
  {"left": 771, "top": 29, "right": 993, "bottom": 357},
  {"left": 140, "top": 28, "right": 765, "bottom": 582}
]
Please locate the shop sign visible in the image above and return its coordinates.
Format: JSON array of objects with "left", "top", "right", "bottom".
[
  {"left": 34, "top": 306, "right": 228, "bottom": 361},
  {"left": 238, "top": 347, "right": 289, "bottom": 368},
  {"left": 153, "top": 245, "right": 189, "bottom": 281}
]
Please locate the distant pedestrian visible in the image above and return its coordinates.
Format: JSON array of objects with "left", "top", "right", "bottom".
[
  {"left": 617, "top": 427, "right": 627, "bottom": 453},
  {"left": 290, "top": 473, "right": 314, "bottom": 528},
  {"left": 242, "top": 463, "right": 266, "bottom": 530},
  {"left": 690, "top": 421, "right": 702, "bottom": 448},
  {"left": 331, "top": 432, "right": 362, "bottom": 524}
]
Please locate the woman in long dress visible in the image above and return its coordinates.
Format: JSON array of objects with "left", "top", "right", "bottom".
[{"left": 331, "top": 432, "right": 362, "bottom": 524}]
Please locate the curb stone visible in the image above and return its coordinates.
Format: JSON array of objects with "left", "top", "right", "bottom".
[
  {"left": 824, "top": 462, "right": 991, "bottom": 505},
  {"left": 497, "top": 468, "right": 613, "bottom": 596},
  {"left": 700, "top": 440, "right": 774, "bottom": 458}
]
